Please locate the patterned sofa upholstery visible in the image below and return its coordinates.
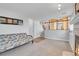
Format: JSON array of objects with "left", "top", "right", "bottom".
[{"left": 0, "top": 33, "right": 33, "bottom": 53}]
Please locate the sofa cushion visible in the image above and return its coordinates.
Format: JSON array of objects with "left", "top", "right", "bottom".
[{"left": 0, "top": 33, "right": 32, "bottom": 53}]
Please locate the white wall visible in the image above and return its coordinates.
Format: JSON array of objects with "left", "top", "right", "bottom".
[
  {"left": 0, "top": 8, "right": 44, "bottom": 38},
  {"left": 69, "top": 24, "right": 75, "bottom": 52},
  {"left": 45, "top": 30, "right": 69, "bottom": 41},
  {"left": 28, "top": 18, "right": 34, "bottom": 36},
  {"left": 69, "top": 31, "right": 75, "bottom": 51},
  {"left": 0, "top": 8, "right": 29, "bottom": 35},
  {"left": 28, "top": 19, "right": 43, "bottom": 38},
  {"left": 33, "top": 20, "right": 43, "bottom": 38}
]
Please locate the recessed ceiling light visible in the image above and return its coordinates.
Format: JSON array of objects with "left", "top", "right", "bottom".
[
  {"left": 58, "top": 7, "right": 61, "bottom": 10},
  {"left": 58, "top": 4, "right": 61, "bottom": 7}
]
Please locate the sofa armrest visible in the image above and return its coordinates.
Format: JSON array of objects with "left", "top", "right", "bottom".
[{"left": 27, "top": 35, "right": 33, "bottom": 42}]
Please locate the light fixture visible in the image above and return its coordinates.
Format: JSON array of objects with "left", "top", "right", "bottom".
[
  {"left": 58, "top": 4, "right": 61, "bottom": 7},
  {"left": 58, "top": 4, "right": 61, "bottom": 10},
  {"left": 58, "top": 7, "right": 61, "bottom": 10}
]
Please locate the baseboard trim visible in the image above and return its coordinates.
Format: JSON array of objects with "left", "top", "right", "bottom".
[{"left": 45, "top": 37, "right": 69, "bottom": 42}]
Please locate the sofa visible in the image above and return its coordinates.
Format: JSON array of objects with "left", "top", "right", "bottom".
[{"left": 0, "top": 33, "right": 33, "bottom": 53}]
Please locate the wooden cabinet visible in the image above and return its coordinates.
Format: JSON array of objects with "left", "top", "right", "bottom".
[
  {"left": 75, "top": 3, "right": 79, "bottom": 14},
  {"left": 75, "top": 35, "right": 79, "bottom": 56}
]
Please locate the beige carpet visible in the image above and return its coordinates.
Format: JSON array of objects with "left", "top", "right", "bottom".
[{"left": 0, "top": 38, "right": 74, "bottom": 56}]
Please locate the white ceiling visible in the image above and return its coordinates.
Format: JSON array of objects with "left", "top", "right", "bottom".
[{"left": 0, "top": 3, "right": 75, "bottom": 19}]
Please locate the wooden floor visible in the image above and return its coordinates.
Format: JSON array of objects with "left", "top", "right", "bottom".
[
  {"left": 33, "top": 37, "right": 45, "bottom": 43},
  {"left": 0, "top": 38, "right": 74, "bottom": 56}
]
